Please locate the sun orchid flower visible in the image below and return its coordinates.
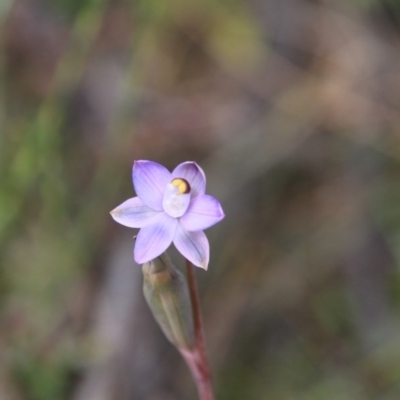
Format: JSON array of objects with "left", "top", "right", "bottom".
[{"left": 110, "top": 160, "right": 224, "bottom": 269}]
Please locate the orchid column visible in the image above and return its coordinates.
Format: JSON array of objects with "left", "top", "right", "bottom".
[{"left": 111, "top": 160, "right": 224, "bottom": 400}]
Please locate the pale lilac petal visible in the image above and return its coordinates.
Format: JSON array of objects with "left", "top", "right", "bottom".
[
  {"left": 133, "top": 160, "right": 172, "bottom": 210},
  {"left": 134, "top": 212, "right": 178, "bottom": 264},
  {"left": 180, "top": 195, "right": 224, "bottom": 232},
  {"left": 173, "top": 225, "right": 210, "bottom": 270},
  {"left": 110, "top": 197, "right": 160, "bottom": 228},
  {"left": 172, "top": 162, "right": 205, "bottom": 198}
]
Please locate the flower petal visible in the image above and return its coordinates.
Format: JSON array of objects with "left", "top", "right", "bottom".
[
  {"left": 134, "top": 212, "right": 178, "bottom": 264},
  {"left": 179, "top": 195, "right": 224, "bottom": 232},
  {"left": 173, "top": 225, "right": 210, "bottom": 270},
  {"left": 133, "top": 160, "right": 172, "bottom": 211},
  {"left": 110, "top": 197, "right": 160, "bottom": 228},
  {"left": 172, "top": 162, "right": 206, "bottom": 198}
]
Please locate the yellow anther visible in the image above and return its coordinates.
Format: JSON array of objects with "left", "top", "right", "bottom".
[{"left": 171, "top": 178, "right": 191, "bottom": 194}]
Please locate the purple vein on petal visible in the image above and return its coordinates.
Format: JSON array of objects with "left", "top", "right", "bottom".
[
  {"left": 133, "top": 160, "right": 172, "bottom": 211},
  {"left": 110, "top": 197, "right": 160, "bottom": 228},
  {"left": 173, "top": 224, "right": 210, "bottom": 270},
  {"left": 180, "top": 194, "right": 224, "bottom": 232},
  {"left": 134, "top": 212, "right": 178, "bottom": 264},
  {"left": 172, "top": 162, "right": 206, "bottom": 198}
]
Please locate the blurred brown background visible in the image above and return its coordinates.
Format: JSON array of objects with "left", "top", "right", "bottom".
[{"left": 2, "top": 0, "right": 400, "bottom": 399}]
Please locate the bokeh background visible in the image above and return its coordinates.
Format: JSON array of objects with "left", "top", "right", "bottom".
[{"left": 2, "top": 0, "right": 400, "bottom": 399}]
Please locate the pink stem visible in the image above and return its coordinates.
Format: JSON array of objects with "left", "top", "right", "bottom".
[{"left": 181, "top": 259, "right": 215, "bottom": 400}]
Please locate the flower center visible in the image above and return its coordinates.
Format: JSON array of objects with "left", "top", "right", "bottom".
[
  {"left": 163, "top": 178, "right": 191, "bottom": 218},
  {"left": 171, "top": 178, "right": 191, "bottom": 194}
]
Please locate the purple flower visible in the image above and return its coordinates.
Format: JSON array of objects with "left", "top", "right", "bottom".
[{"left": 110, "top": 160, "right": 224, "bottom": 269}]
